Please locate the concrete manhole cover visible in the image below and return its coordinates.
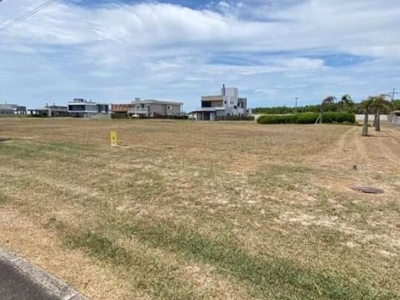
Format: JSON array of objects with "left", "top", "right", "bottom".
[{"left": 350, "top": 186, "right": 384, "bottom": 194}]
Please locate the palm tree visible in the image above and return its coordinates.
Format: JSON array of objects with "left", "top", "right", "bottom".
[
  {"left": 360, "top": 97, "right": 374, "bottom": 136},
  {"left": 321, "top": 96, "right": 336, "bottom": 108},
  {"left": 370, "top": 94, "right": 393, "bottom": 131},
  {"left": 338, "top": 94, "right": 354, "bottom": 112},
  {"left": 318, "top": 96, "right": 336, "bottom": 124}
]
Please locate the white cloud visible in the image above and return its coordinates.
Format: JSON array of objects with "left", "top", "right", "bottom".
[
  {"left": 218, "top": 1, "right": 230, "bottom": 8},
  {"left": 0, "top": 0, "right": 399, "bottom": 110}
]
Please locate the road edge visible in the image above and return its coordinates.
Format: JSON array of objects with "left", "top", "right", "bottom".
[{"left": 0, "top": 247, "right": 88, "bottom": 300}]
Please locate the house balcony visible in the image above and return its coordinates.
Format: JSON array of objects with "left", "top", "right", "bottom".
[{"left": 67, "top": 109, "right": 98, "bottom": 114}]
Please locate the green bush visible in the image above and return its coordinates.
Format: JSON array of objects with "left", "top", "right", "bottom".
[
  {"left": 257, "top": 112, "right": 355, "bottom": 125},
  {"left": 215, "top": 116, "right": 255, "bottom": 121},
  {"left": 257, "top": 114, "right": 297, "bottom": 124},
  {"left": 320, "top": 112, "right": 355, "bottom": 123},
  {"left": 147, "top": 114, "right": 189, "bottom": 120},
  {"left": 111, "top": 113, "right": 129, "bottom": 119},
  {"left": 297, "top": 112, "right": 319, "bottom": 124}
]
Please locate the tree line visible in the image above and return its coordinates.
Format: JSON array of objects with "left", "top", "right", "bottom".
[
  {"left": 253, "top": 97, "right": 400, "bottom": 115},
  {"left": 254, "top": 94, "right": 397, "bottom": 136}
]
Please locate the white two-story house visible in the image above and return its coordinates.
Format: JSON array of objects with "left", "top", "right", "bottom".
[{"left": 189, "top": 85, "right": 250, "bottom": 121}]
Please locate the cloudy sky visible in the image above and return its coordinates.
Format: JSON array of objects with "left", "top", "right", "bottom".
[{"left": 0, "top": 0, "right": 399, "bottom": 111}]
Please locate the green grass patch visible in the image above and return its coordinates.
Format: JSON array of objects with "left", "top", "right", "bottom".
[
  {"left": 0, "top": 191, "right": 9, "bottom": 205},
  {"left": 0, "top": 141, "right": 92, "bottom": 160},
  {"left": 107, "top": 221, "right": 396, "bottom": 300},
  {"left": 65, "top": 231, "right": 200, "bottom": 299}
]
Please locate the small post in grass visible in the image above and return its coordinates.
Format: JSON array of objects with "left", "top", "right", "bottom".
[{"left": 110, "top": 131, "right": 118, "bottom": 147}]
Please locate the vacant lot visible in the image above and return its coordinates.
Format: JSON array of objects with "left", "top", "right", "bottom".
[{"left": 1, "top": 118, "right": 400, "bottom": 299}]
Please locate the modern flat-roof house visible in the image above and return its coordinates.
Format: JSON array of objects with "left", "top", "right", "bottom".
[
  {"left": 112, "top": 98, "right": 183, "bottom": 118},
  {"left": 189, "top": 85, "right": 250, "bottom": 120},
  {"left": 68, "top": 98, "right": 110, "bottom": 118},
  {"left": 0, "top": 104, "right": 27, "bottom": 116},
  {"left": 28, "top": 104, "right": 69, "bottom": 117}
]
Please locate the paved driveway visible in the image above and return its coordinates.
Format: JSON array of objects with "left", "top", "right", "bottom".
[{"left": 0, "top": 260, "right": 59, "bottom": 300}]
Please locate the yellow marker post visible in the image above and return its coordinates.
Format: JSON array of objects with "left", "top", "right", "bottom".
[{"left": 110, "top": 131, "right": 118, "bottom": 147}]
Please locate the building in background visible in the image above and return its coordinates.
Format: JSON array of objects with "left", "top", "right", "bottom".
[
  {"left": 111, "top": 98, "right": 183, "bottom": 118},
  {"left": 28, "top": 103, "right": 69, "bottom": 117},
  {"left": 68, "top": 98, "right": 110, "bottom": 118},
  {"left": 387, "top": 110, "right": 400, "bottom": 124},
  {"left": 189, "top": 85, "right": 250, "bottom": 120},
  {"left": 111, "top": 103, "right": 135, "bottom": 117},
  {"left": 0, "top": 103, "right": 27, "bottom": 116}
]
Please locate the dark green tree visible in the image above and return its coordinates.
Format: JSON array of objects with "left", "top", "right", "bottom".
[{"left": 338, "top": 94, "right": 354, "bottom": 112}]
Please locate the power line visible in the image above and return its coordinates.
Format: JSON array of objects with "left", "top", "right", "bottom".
[
  {"left": 0, "top": 0, "right": 56, "bottom": 34},
  {"left": 0, "top": 0, "right": 56, "bottom": 33},
  {"left": 0, "top": 0, "right": 50, "bottom": 25}
]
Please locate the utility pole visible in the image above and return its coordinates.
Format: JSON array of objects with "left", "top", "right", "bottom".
[{"left": 390, "top": 88, "right": 398, "bottom": 101}]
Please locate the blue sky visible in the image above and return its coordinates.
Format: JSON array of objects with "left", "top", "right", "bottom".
[{"left": 0, "top": 0, "right": 400, "bottom": 111}]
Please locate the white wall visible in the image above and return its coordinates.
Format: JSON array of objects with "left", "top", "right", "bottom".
[
  {"left": 252, "top": 114, "right": 388, "bottom": 122},
  {"left": 225, "top": 88, "right": 238, "bottom": 97},
  {"left": 355, "top": 114, "right": 387, "bottom": 121}
]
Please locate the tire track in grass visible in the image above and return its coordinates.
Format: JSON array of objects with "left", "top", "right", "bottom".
[
  {"left": 375, "top": 132, "right": 400, "bottom": 167},
  {"left": 354, "top": 130, "right": 370, "bottom": 165},
  {"left": 315, "top": 126, "right": 360, "bottom": 169},
  {"left": 334, "top": 126, "right": 358, "bottom": 155}
]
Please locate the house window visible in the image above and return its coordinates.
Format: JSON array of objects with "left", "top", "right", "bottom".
[
  {"left": 224, "top": 101, "right": 227, "bottom": 104},
  {"left": 233, "top": 106, "right": 237, "bottom": 109},
  {"left": 167, "top": 106, "right": 171, "bottom": 110}
]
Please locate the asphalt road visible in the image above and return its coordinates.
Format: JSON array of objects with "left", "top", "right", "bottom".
[{"left": 0, "top": 260, "right": 59, "bottom": 300}]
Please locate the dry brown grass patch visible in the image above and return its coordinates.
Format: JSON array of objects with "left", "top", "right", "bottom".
[{"left": 1, "top": 118, "right": 400, "bottom": 299}]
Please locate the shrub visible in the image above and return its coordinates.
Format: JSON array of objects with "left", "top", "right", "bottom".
[
  {"left": 297, "top": 112, "right": 319, "bottom": 124},
  {"left": 111, "top": 113, "right": 129, "bottom": 119},
  {"left": 257, "top": 112, "right": 355, "bottom": 125},
  {"left": 148, "top": 114, "right": 189, "bottom": 120},
  {"left": 216, "top": 116, "right": 255, "bottom": 121},
  {"left": 257, "top": 114, "right": 297, "bottom": 124},
  {"left": 321, "top": 112, "right": 355, "bottom": 124}
]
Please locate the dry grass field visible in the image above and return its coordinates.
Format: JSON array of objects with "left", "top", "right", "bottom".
[{"left": 1, "top": 118, "right": 400, "bottom": 300}]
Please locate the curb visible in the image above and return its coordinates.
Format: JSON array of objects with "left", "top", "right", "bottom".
[{"left": 0, "top": 248, "right": 88, "bottom": 300}]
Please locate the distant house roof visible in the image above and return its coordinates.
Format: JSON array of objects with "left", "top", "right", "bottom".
[
  {"left": 390, "top": 110, "right": 400, "bottom": 116},
  {"left": 0, "top": 104, "right": 25, "bottom": 111},
  {"left": 131, "top": 99, "right": 183, "bottom": 106},
  {"left": 0, "top": 104, "right": 18, "bottom": 110},
  {"left": 68, "top": 101, "right": 108, "bottom": 106},
  {"left": 201, "top": 95, "right": 223, "bottom": 101},
  {"left": 46, "top": 105, "right": 67, "bottom": 110},
  {"left": 68, "top": 100, "right": 96, "bottom": 105},
  {"left": 29, "top": 106, "right": 67, "bottom": 112}
]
